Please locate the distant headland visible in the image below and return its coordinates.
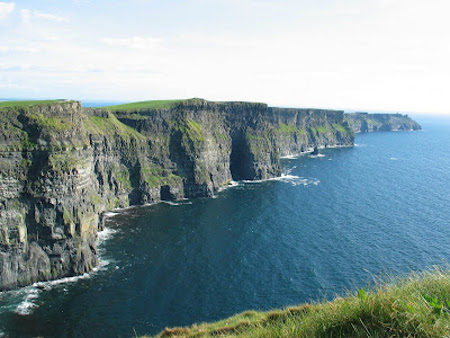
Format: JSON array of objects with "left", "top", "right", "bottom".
[{"left": 0, "top": 98, "right": 421, "bottom": 290}]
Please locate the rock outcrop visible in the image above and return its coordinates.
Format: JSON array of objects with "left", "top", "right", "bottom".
[
  {"left": 0, "top": 98, "right": 356, "bottom": 289},
  {"left": 345, "top": 112, "right": 422, "bottom": 133}
]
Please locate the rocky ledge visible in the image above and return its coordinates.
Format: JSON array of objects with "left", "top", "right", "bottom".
[{"left": 0, "top": 98, "right": 419, "bottom": 290}]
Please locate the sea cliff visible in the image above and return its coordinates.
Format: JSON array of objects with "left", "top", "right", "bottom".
[
  {"left": 345, "top": 112, "right": 422, "bottom": 133},
  {"left": 0, "top": 99, "right": 420, "bottom": 290}
]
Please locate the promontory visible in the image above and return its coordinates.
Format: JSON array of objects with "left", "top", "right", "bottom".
[{"left": 0, "top": 98, "right": 420, "bottom": 290}]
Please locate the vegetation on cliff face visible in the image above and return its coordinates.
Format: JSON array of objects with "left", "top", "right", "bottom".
[
  {"left": 0, "top": 98, "right": 360, "bottom": 290},
  {"left": 84, "top": 112, "right": 147, "bottom": 140},
  {"left": 153, "top": 268, "right": 450, "bottom": 337}
]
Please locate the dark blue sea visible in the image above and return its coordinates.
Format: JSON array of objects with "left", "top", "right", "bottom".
[{"left": 1, "top": 115, "right": 449, "bottom": 337}]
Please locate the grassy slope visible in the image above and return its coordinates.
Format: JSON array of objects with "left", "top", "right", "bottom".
[
  {"left": 0, "top": 100, "right": 66, "bottom": 108},
  {"left": 104, "top": 98, "right": 267, "bottom": 111},
  {"left": 105, "top": 99, "right": 189, "bottom": 111},
  {"left": 150, "top": 268, "right": 450, "bottom": 337},
  {"left": 84, "top": 114, "right": 146, "bottom": 140}
]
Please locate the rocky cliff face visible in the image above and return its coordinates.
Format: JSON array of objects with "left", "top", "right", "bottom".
[
  {"left": 345, "top": 113, "right": 422, "bottom": 133},
  {"left": 0, "top": 99, "right": 354, "bottom": 290}
]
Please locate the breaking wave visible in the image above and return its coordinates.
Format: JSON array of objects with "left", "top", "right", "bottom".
[
  {"left": 243, "top": 174, "right": 320, "bottom": 187},
  {"left": 162, "top": 200, "right": 194, "bottom": 206},
  {"left": 14, "top": 272, "right": 92, "bottom": 316},
  {"left": 98, "top": 227, "right": 118, "bottom": 243},
  {"left": 218, "top": 180, "right": 240, "bottom": 192},
  {"left": 309, "top": 154, "right": 326, "bottom": 158}
]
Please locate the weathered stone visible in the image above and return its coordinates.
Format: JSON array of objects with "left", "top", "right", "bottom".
[
  {"left": 0, "top": 98, "right": 367, "bottom": 290},
  {"left": 345, "top": 113, "right": 422, "bottom": 133}
]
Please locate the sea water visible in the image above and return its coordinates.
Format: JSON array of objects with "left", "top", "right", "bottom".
[{"left": 1, "top": 115, "right": 449, "bottom": 337}]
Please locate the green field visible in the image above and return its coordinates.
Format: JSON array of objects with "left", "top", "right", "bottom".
[
  {"left": 105, "top": 99, "right": 190, "bottom": 111},
  {"left": 0, "top": 100, "right": 66, "bottom": 108},
  {"left": 149, "top": 267, "right": 450, "bottom": 337}
]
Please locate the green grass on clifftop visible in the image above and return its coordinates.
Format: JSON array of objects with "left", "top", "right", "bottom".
[
  {"left": 0, "top": 100, "right": 67, "bottom": 108},
  {"left": 84, "top": 114, "right": 146, "bottom": 140},
  {"left": 147, "top": 267, "right": 450, "bottom": 337},
  {"left": 105, "top": 99, "right": 189, "bottom": 111}
]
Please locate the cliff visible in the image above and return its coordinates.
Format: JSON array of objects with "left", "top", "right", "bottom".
[
  {"left": 345, "top": 112, "right": 422, "bottom": 133},
  {"left": 0, "top": 98, "right": 354, "bottom": 290}
]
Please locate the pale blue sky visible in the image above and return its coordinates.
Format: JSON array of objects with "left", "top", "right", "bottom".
[{"left": 1, "top": 0, "right": 449, "bottom": 114}]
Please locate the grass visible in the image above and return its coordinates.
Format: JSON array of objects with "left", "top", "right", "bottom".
[
  {"left": 333, "top": 123, "right": 351, "bottom": 134},
  {"left": 28, "top": 112, "right": 73, "bottom": 132},
  {"left": 48, "top": 153, "right": 79, "bottom": 173},
  {"left": 311, "top": 126, "right": 329, "bottom": 134},
  {"left": 0, "top": 100, "right": 67, "bottom": 108},
  {"left": 105, "top": 98, "right": 266, "bottom": 111},
  {"left": 179, "top": 119, "right": 205, "bottom": 142},
  {"left": 274, "top": 123, "right": 307, "bottom": 135},
  {"left": 104, "top": 99, "right": 190, "bottom": 111},
  {"left": 147, "top": 267, "right": 450, "bottom": 337},
  {"left": 114, "top": 168, "right": 132, "bottom": 189},
  {"left": 141, "top": 165, "right": 183, "bottom": 188},
  {"left": 84, "top": 114, "right": 146, "bottom": 140}
]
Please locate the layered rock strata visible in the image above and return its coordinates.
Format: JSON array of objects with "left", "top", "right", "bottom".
[
  {"left": 345, "top": 112, "right": 422, "bottom": 133},
  {"left": 0, "top": 99, "right": 356, "bottom": 289}
]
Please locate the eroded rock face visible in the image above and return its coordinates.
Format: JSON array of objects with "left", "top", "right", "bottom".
[
  {"left": 0, "top": 99, "right": 355, "bottom": 290},
  {"left": 345, "top": 113, "right": 422, "bottom": 133}
]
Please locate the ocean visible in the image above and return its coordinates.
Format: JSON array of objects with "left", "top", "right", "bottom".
[{"left": 1, "top": 115, "right": 449, "bottom": 337}]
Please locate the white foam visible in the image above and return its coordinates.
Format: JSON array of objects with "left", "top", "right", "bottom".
[
  {"left": 14, "top": 271, "right": 94, "bottom": 316},
  {"left": 278, "top": 175, "right": 320, "bottom": 187},
  {"left": 103, "top": 212, "right": 120, "bottom": 218},
  {"left": 35, "top": 273, "right": 91, "bottom": 289},
  {"left": 162, "top": 201, "right": 194, "bottom": 206},
  {"left": 280, "top": 154, "right": 300, "bottom": 159},
  {"left": 97, "top": 227, "right": 118, "bottom": 243},
  {"left": 309, "top": 154, "right": 326, "bottom": 158},
  {"left": 15, "top": 299, "right": 37, "bottom": 315},
  {"left": 93, "top": 257, "right": 110, "bottom": 271},
  {"left": 280, "top": 145, "right": 352, "bottom": 159},
  {"left": 280, "top": 149, "right": 314, "bottom": 159},
  {"left": 390, "top": 157, "right": 398, "bottom": 161},
  {"left": 243, "top": 174, "right": 320, "bottom": 187},
  {"left": 14, "top": 287, "right": 40, "bottom": 315},
  {"left": 110, "top": 204, "right": 141, "bottom": 213},
  {"left": 218, "top": 180, "right": 240, "bottom": 192},
  {"left": 242, "top": 174, "right": 297, "bottom": 184},
  {"left": 283, "top": 166, "right": 297, "bottom": 176}
]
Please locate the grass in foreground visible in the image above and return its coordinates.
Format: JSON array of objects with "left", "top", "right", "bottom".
[
  {"left": 147, "top": 267, "right": 450, "bottom": 337},
  {"left": 0, "top": 100, "right": 65, "bottom": 108}
]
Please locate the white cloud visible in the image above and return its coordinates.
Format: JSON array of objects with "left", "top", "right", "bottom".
[
  {"left": 19, "top": 8, "right": 30, "bottom": 21},
  {"left": 0, "top": 2, "right": 14, "bottom": 19},
  {"left": 34, "top": 10, "right": 68, "bottom": 22},
  {"left": 0, "top": 63, "right": 31, "bottom": 71},
  {"left": 0, "top": 46, "right": 39, "bottom": 53},
  {"left": 20, "top": 9, "right": 68, "bottom": 23},
  {"left": 101, "top": 36, "right": 164, "bottom": 50}
]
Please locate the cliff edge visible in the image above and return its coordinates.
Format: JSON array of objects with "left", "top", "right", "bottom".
[
  {"left": 0, "top": 98, "right": 355, "bottom": 289},
  {"left": 345, "top": 112, "right": 422, "bottom": 133}
]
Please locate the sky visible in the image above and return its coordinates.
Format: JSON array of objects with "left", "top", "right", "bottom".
[{"left": 0, "top": 0, "right": 449, "bottom": 114}]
